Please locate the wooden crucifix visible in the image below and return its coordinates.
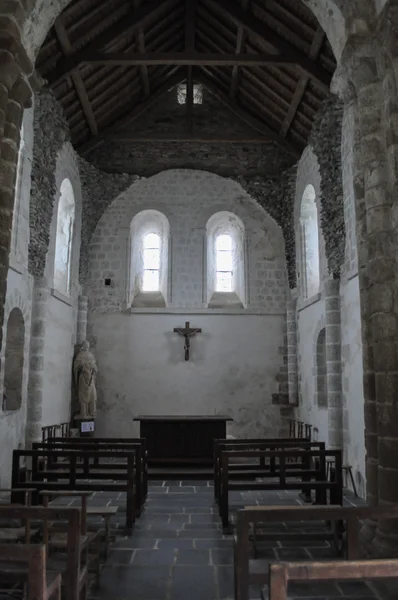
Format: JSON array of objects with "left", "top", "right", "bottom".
[{"left": 173, "top": 321, "right": 202, "bottom": 361}]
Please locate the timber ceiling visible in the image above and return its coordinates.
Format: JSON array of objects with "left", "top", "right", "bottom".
[{"left": 36, "top": 0, "right": 336, "bottom": 158}]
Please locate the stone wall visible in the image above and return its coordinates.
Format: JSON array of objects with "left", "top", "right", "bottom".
[
  {"left": 86, "top": 169, "right": 289, "bottom": 438},
  {"left": 85, "top": 87, "right": 294, "bottom": 178}
]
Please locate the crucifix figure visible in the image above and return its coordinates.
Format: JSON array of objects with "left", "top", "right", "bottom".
[{"left": 173, "top": 321, "right": 202, "bottom": 361}]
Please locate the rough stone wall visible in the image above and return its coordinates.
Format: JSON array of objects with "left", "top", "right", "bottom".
[
  {"left": 78, "top": 159, "right": 138, "bottom": 283},
  {"left": 29, "top": 90, "right": 69, "bottom": 276},
  {"left": 308, "top": 96, "right": 345, "bottom": 277},
  {"left": 85, "top": 88, "right": 294, "bottom": 178}
]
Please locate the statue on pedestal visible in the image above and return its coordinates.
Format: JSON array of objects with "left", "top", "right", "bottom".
[{"left": 73, "top": 340, "right": 98, "bottom": 418}]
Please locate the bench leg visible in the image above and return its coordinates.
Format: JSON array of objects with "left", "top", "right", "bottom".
[
  {"left": 347, "top": 467, "right": 358, "bottom": 497},
  {"left": 105, "top": 516, "right": 111, "bottom": 559}
]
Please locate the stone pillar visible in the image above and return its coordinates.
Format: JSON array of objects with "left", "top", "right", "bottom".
[
  {"left": 25, "top": 277, "right": 50, "bottom": 446},
  {"left": 324, "top": 279, "right": 343, "bottom": 451},
  {"left": 76, "top": 295, "right": 88, "bottom": 344},
  {"left": 286, "top": 297, "right": 298, "bottom": 405}
]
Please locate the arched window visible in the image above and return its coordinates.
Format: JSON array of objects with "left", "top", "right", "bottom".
[
  {"left": 10, "top": 125, "right": 25, "bottom": 261},
  {"left": 206, "top": 212, "right": 245, "bottom": 308},
  {"left": 300, "top": 184, "right": 320, "bottom": 298},
  {"left": 142, "top": 233, "right": 161, "bottom": 292},
  {"left": 3, "top": 308, "right": 25, "bottom": 411},
  {"left": 215, "top": 234, "right": 233, "bottom": 292},
  {"left": 54, "top": 178, "right": 75, "bottom": 295},
  {"left": 129, "top": 210, "right": 169, "bottom": 307}
]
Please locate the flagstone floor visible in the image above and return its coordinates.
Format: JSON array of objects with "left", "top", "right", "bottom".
[{"left": 79, "top": 480, "right": 395, "bottom": 600}]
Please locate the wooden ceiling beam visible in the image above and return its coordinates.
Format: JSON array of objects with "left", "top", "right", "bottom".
[
  {"left": 185, "top": 0, "right": 196, "bottom": 132},
  {"left": 76, "top": 52, "right": 299, "bottom": 66},
  {"left": 47, "top": 0, "right": 178, "bottom": 87},
  {"left": 53, "top": 17, "right": 98, "bottom": 136},
  {"left": 133, "top": 0, "right": 150, "bottom": 98},
  {"left": 78, "top": 70, "right": 184, "bottom": 156},
  {"left": 280, "top": 27, "right": 325, "bottom": 138},
  {"left": 203, "top": 0, "right": 331, "bottom": 93},
  {"left": 230, "top": 0, "right": 249, "bottom": 99},
  {"left": 195, "top": 69, "right": 301, "bottom": 157},
  {"left": 109, "top": 134, "right": 273, "bottom": 143}
]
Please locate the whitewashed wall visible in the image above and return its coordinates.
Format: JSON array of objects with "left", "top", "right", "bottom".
[{"left": 86, "top": 169, "right": 289, "bottom": 438}]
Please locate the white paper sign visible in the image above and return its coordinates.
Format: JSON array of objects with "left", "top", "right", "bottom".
[{"left": 81, "top": 421, "right": 95, "bottom": 432}]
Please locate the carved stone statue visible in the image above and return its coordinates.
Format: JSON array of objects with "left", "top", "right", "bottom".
[{"left": 73, "top": 340, "right": 98, "bottom": 418}]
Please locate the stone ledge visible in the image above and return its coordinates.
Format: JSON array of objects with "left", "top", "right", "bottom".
[
  {"left": 297, "top": 292, "right": 322, "bottom": 312},
  {"left": 124, "top": 307, "right": 286, "bottom": 316},
  {"left": 50, "top": 288, "right": 72, "bottom": 306}
]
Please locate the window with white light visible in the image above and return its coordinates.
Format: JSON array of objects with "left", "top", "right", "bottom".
[
  {"left": 54, "top": 178, "right": 75, "bottom": 296},
  {"left": 177, "top": 83, "right": 203, "bottom": 105},
  {"left": 142, "top": 232, "right": 161, "bottom": 292},
  {"left": 215, "top": 234, "right": 233, "bottom": 292}
]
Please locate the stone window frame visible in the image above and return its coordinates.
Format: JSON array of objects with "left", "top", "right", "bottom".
[
  {"left": 10, "top": 124, "right": 26, "bottom": 267},
  {"left": 315, "top": 327, "right": 327, "bottom": 408},
  {"left": 53, "top": 177, "right": 76, "bottom": 297},
  {"left": 206, "top": 211, "right": 246, "bottom": 309},
  {"left": 128, "top": 209, "right": 170, "bottom": 308}
]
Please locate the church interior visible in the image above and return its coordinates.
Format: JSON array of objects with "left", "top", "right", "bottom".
[{"left": 1, "top": 0, "right": 398, "bottom": 598}]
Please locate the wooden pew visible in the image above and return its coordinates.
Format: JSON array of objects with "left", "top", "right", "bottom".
[
  {"left": 11, "top": 449, "right": 137, "bottom": 533},
  {"left": 34, "top": 438, "right": 148, "bottom": 508},
  {"left": 42, "top": 422, "right": 70, "bottom": 442},
  {"left": 267, "top": 559, "right": 398, "bottom": 600},
  {"left": 0, "top": 543, "right": 62, "bottom": 600},
  {"left": 214, "top": 439, "right": 324, "bottom": 502},
  {"left": 234, "top": 504, "right": 398, "bottom": 600},
  {"left": 219, "top": 448, "right": 343, "bottom": 530},
  {"left": 0, "top": 506, "right": 84, "bottom": 600}
]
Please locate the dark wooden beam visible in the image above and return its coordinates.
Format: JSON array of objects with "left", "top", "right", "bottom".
[
  {"left": 280, "top": 27, "right": 325, "bottom": 137},
  {"left": 196, "top": 70, "right": 301, "bottom": 157},
  {"left": 76, "top": 52, "right": 299, "bottom": 66},
  {"left": 203, "top": 0, "right": 331, "bottom": 93},
  {"left": 133, "top": 0, "right": 150, "bottom": 97},
  {"left": 230, "top": 0, "right": 249, "bottom": 99},
  {"left": 53, "top": 17, "right": 98, "bottom": 136},
  {"left": 46, "top": 0, "right": 178, "bottom": 87},
  {"left": 185, "top": 0, "right": 196, "bottom": 132},
  {"left": 78, "top": 70, "right": 184, "bottom": 156},
  {"left": 109, "top": 134, "right": 273, "bottom": 143}
]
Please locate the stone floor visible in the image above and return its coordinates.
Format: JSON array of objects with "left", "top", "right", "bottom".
[{"left": 72, "top": 480, "right": 394, "bottom": 600}]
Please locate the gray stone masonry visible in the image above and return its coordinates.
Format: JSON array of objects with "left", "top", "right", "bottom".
[
  {"left": 325, "top": 279, "right": 343, "bottom": 451},
  {"left": 286, "top": 297, "right": 299, "bottom": 405}
]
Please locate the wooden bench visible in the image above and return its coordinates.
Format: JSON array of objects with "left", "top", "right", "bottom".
[
  {"left": 0, "top": 543, "right": 62, "bottom": 600},
  {"left": 36, "top": 437, "right": 148, "bottom": 507},
  {"left": 11, "top": 449, "right": 137, "bottom": 533},
  {"left": 219, "top": 448, "right": 343, "bottom": 530},
  {"left": 214, "top": 439, "right": 325, "bottom": 502},
  {"left": 267, "top": 559, "right": 398, "bottom": 600},
  {"left": 87, "top": 506, "right": 118, "bottom": 558},
  {"left": 234, "top": 504, "right": 398, "bottom": 600},
  {"left": 0, "top": 505, "right": 84, "bottom": 600}
]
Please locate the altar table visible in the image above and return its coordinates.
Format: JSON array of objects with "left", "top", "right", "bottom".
[{"left": 133, "top": 415, "right": 233, "bottom": 464}]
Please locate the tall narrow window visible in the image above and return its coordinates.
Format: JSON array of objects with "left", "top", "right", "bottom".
[
  {"left": 54, "top": 178, "right": 75, "bottom": 296},
  {"left": 216, "top": 234, "right": 233, "bottom": 292},
  {"left": 142, "top": 233, "right": 161, "bottom": 292},
  {"left": 300, "top": 184, "right": 320, "bottom": 298}
]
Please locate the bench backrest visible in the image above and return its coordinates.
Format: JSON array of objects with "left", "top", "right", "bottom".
[
  {"left": 0, "top": 506, "right": 80, "bottom": 600},
  {"left": 46, "top": 436, "right": 146, "bottom": 443},
  {"left": 269, "top": 559, "right": 398, "bottom": 600},
  {"left": 0, "top": 544, "right": 48, "bottom": 600}
]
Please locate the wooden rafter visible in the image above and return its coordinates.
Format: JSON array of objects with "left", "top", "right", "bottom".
[
  {"left": 230, "top": 0, "right": 249, "bottom": 99},
  {"left": 196, "top": 69, "right": 300, "bottom": 157},
  {"left": 74, "top": 52, "right": 301, "bottom": 66},
  {"left": 185, "top": 0, "right": 196, "bottom": 132},
  {"left": 280, "top": 27, "right": 325, "bottom": 138},
  {"left": 109, "top": 134, "right": 273, "bottom": 143},
  {"left": 53, "top": 17, "right": 98, "bottom": 136},
  {"left": 203, "top": 0, "right": 331, "bottom": 93},
  {"left": 79, "top": 70, "right": 184, "bottom": 155},
  {"left": 133, "top": 0, "right": 150, "bottom": 97},
  {"left": 46, "top": 0, "right": 179, "bottom": 87}
]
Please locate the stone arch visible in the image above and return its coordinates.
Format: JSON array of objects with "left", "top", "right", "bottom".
[
  {"left": 315, "top": 328, "right": 327, "bottom": 408},
  {"left": 128, "top": 209, "right": 170, "bottom": 308},
  {"left": 3, "top": 308, "right": 25, "bottom": 411}
]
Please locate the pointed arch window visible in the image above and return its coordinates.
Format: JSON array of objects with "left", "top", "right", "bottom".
[
  {"left": 54, "top": 178, "right": 75, "bottom": 296},
  {"left": 300, "top": 184, "right": 320, "bottom": 298},
  {"left": 143, "top": 233, "right": 161, "bottom": 292}
]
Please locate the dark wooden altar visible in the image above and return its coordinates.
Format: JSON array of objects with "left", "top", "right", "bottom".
[{"left": 134, "top": 415, "right": 233, "bottom": 465}]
